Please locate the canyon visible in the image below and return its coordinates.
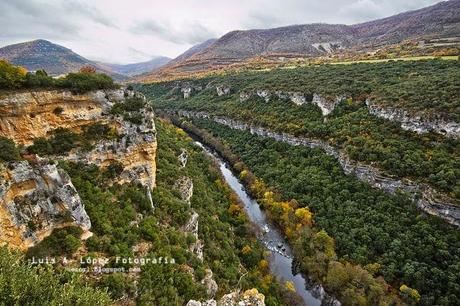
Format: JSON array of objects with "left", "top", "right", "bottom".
[{"left": 174, "top": 110, "right": 460, "bottom": 226}]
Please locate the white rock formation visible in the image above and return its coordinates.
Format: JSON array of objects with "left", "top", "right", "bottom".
[
  {"left": 366, "top": 99, "right": 460, "bottom": 138},
  {"left": 0, "top": 158, "right": 91, "bottom": 249}
]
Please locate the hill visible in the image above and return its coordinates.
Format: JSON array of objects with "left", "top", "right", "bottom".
[
  {"left": 141, "top": 0, "right": 460, "bottom": 81},
  {"left": 96, "top": 56, "right": 171, "bottom": 76},
  {"left": 0, "top": 39, "right": 125, "bottom": 79}
]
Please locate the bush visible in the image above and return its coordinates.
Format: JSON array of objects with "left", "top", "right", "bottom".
[
  {"left": 26, "top": 226, "right": 83, "bottom": 258},
  {"left": 0, "top": 246, "right": 111, "bottom": 305},
  {"left": 0, "top": 137, "right": 20, "bottom": 162},
  {"left": 56, "top": 72, "right": 117, "bottom": 94},
  {"left": 51, "top": 128, "right": 80, "bottom": 154},
  {"left": 0, "top": 60, "right": 26, "bottom": 89},
  {"left": 28, "top": 137, "right": 53, "bottom": 156},
  {"left": 24, "top": 70, "right": 54, "bottom": 88}
]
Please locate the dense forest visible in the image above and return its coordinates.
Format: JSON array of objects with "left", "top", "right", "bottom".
[
  {"left": 139, "top": 60, "right": 460, "bottom": 201},
  {"left": 1, "top": 118, "right": 298, "bottom": 305},
  {"left": 177, "top": 117, "right": 460, "bottom": 306}
]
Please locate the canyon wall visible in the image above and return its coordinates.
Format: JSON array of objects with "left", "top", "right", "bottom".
[
  {"left": 170, "top": 80, "right": 459, "bottom": 138},
  {"left": 0, "top": 88, "right": 157, "bottom": 248},
  {"left": 175, "top": 110, "right": 460, "bottom": 227}
]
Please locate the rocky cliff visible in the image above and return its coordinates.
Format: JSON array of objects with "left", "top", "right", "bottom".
[
  {"left": 366, "top": 99, "right": 460, "bottom": 138},
  {"left": 0, "top": 88, "right": 157, "bottom": 248},
  {"left": 0, "top": 159, "right": 90, "bottom": 249}
]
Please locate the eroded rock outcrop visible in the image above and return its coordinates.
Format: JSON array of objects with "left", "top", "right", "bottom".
[
  {"left": 216, "top": 85, "right": 231, "bottom": 96},
  {"left": 67, "top": 102, "right": 157, "bottom": 188},
  {"left": 186, "top": 288, "right": 265, "bottom": 306},
  {"left": 0, "top": 159, "right": 90, "bottom": 249},
  {"left": 366, "top": 99, "right": 460, "bottom": 138},
  {"left": 180, "top": 84, "right": 203, "bottom": 99},
  {"left": 312, "top": 93, "right": 344, "bottom": 116},
  {"left": 178, "top": 149, "right": 188, "bottom": 168},
  {"left": 201, "top": 269, "right": 218, "bottom": 298},
  {"left": 183, "top": 210, "right": 204, "bottom": 261},
  {"left": 239, "top": 89, "right": 309, "bottom": 106},
  {"left": 176, "top": 110, "right": 460, "bottom": 226},
  {"left": 175, "top": 176, "right": 194, "bottom": 203}
]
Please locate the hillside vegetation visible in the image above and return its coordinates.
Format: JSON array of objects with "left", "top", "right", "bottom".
[
  {"left": 177, "top": 117, "right": 460, "bottom": 306},
  {"left": 0, "top": 60, "right": 117, "bottom": 93},
  {"left": 15, "top": 118, "right": 298, "bottom": 305},
  {"left": 140, "top": 59, "right": 460, "bottom": 200}
]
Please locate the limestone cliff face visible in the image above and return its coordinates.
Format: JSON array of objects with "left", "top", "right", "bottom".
[
  {"left": 0, "top": 159, "right": 90, "bottom": 250},
  {"left": 0, "top": 88, "right": 157, "bottom": 248},
  {"left": 366, "top": 99, "right": 460, "bottom": 138},
  {"left": 67, "top": 102, "right": 157, "bottom": 188},
  {"left": 0, "top": 89, "right": 126, "bottom": 145}
]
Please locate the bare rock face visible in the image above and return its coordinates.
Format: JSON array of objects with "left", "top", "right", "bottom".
[
  {"left": 239, "top": 91, "right": 252, "bottom": 102},
  {"left": 216, "top": 85, "right": 231, "bottom": 96},
  {"left": 256, "top": 89, "right": 271, "bottom": 102},
  {"left": 312, "top": 93, "right": 344, "bottom": 116},
  {"left": 219, "top": 289, "right": 265, "bottom": 306},
  {"left": 67, "top": 98, "right": 157, "bottom": 188},
  {"left": 180, "top": 84, "right": 203, "bottom": 99},
  {"left": 0, "top": 159, "right": 90, "bottom": 249},
  {"left": 187, "top": 289, "right": 265, "bottom": 306},
  {"left": 183, "top": 211, "right": 199, "bottom": 234},
  {"left": 175, "top": 176, "right": 194, "bottom": 203},
  {"left": 0, "top": 89, "right": 132, "bottom": 145},
  {"left": 182, "top": 87, "right": 193, "bottom": 99},
  {"left": 183, "top": 210, "right": 204, "bottom": 261},
  {"left": 0, "top": 88, "right": 157, "bottom": 248},
  {"left": 178, "top": 149, "right": 188, "bottom": 168},
  {"left": 201, "top": 269, "right": 218, "bottom": 298},
  {"left": 366, "top": 99, "right": 460, "bottom": 138}
]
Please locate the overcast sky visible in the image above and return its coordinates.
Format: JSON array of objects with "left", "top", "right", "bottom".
[{"left": 0, "top": 0, "right": 444, "bottom": 64}]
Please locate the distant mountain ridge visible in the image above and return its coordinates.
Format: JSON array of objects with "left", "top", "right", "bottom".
[
  {"left": 142, "top": 0, "right": 460, "bottom": 80},
  {"left": 0, "top": 39, "right": 171, "bottom": 79},
  {"left": 0, "top": 39, "right": 124, "bottom": 78},
  {"left": 96, "top": 56, "right": 171, "bottom": 76}
]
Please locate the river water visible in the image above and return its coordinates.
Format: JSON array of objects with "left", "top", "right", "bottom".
[{"left": 194, "top": 141, "right": 338, "bottom": 306}]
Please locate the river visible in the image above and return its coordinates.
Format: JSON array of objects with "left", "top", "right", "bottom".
[{"left": 194, "top": 141, "right": 338, "bottom": 306}]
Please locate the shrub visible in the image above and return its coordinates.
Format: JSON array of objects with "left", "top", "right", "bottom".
[
  {"left": 26, "top": 226, "right": 83, "bottom": 258},
  {"left": 0, "top": 246, "right": 111, "bottom": 305},
  {"left": 56, "top": 72, "right": 117, "bottom": 94},
  {"left": 0, "top": 137, "right": 20, "bottom": 162},
  {"left": 50, "top": 128, "right": 80, "bottom": 154},
  {"left": 0, "top": 60, "right": 26, "bottom": 89},
  {"left": 28, "top": 137, "right": 53, "bottom": 156},
  {"left": 24, "top": 70, "right": 54, "bottom": 88}
]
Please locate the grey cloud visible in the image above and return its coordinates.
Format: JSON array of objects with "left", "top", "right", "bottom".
[
  {"left": 0, "top": 0, "right": 115, "bottom": 41},
  {"left": 243, "top": 0, "right": 442, "bottom": 28},
  {"left": 131, "top": 20, "right": 216, "bottom": 45}
]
